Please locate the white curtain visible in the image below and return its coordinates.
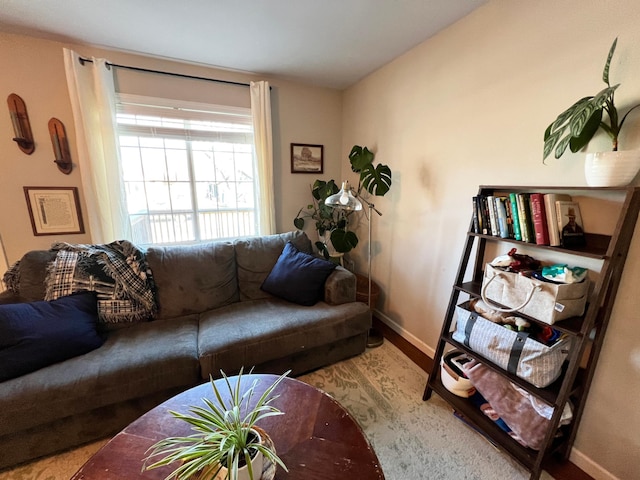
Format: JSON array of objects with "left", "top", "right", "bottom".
[
  {"left": 63, "top": 49, "right": 130, "bottom": 243},
  {"left": 250, "top": 81, "right": 276, "bottom": 235}
]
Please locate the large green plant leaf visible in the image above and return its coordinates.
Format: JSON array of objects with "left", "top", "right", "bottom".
[
  {"left": 312, "top": 180, "right": 338, "bottom": 201},
  {"left": 603, "top": 37, "right": 617, "bottom": 85},
  {"left": 330, "top": 228, "right": 358, "bottom": 253},
  {"left": 360, "top": 163, "right": 392, "bottom": 196},
  {"left": 348, "top": 145, "right": 375, "bottom": 172},
  {"left": 569, "top": 109, "right": 603, "bottom": 153}
]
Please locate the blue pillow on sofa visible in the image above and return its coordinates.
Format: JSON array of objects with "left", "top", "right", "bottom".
[
  {"left": 261, "top": 241, "right": 337, "bottom": 306},
  {"left": 0, "top": 292, "right": 104, "bottom": 382}
]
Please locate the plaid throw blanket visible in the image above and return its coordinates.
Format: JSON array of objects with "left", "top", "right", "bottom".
[{"left": 44, "top": 240, "right": 156, "bottom": 324}]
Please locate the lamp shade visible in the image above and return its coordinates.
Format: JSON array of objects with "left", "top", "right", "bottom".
[{"left": 325, "top": 181, "right": 362, "bottom": 211}]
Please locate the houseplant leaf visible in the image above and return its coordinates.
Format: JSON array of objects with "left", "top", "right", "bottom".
[
  {"left": 569, "top": 109, "right": 603, "bottom": 153},
  {"left": 360, "top": 163, "right": 392, "bottom": 196},
  {"left": 330, "top": 229, "right": 358, "bottom": 253},
  {"left": 348, "top": 145, "right": 375, "bottom": 172}
]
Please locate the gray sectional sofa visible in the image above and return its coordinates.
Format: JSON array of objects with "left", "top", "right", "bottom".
[{"left": 0, "top": 231, "right": 371, "bottom": 470}]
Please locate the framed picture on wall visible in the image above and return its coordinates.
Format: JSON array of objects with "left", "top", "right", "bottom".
[
  {"left": 23, "top": 186, "right": 85, "bottom": 236},
  {"left": 291, "top": 143, "right": 323, "bottom": 173}
]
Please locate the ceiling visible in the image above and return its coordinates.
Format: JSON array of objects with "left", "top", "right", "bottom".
[{"left": 0, "top": 0, "right": 486, "bottom": 89}]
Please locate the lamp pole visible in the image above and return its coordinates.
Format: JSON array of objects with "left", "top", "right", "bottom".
[
  {"left": 324, "top": 181, "right": 384, "bottom": 348},
  {"left": 356, "top": 195, "right": 383, "bottom": 348}
]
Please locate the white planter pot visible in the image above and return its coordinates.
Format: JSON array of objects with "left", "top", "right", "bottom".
[
  {"left": 200, "top": 428, "right": 265, "bottom": 480},
  {"left": 213, "top": 451, "right": 263, "bottom": 480},
  {"left": 210, "top": 451, "right": 263, "bottom": 480},
  {"left": 584, "top": 150, "right": 640, "bottom": 187}
]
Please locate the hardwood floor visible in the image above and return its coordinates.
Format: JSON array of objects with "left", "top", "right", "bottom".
[{"left": 372, "top": 317, "right": 594, "bottom": 480}]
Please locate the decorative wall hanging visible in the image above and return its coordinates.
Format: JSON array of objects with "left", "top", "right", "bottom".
[
  {"left": 7, "top": 93, "right": 34, "bottom": 154},
  {"left": 48, "top": 118, "right": 72, "bottom": 174},
  {"left": 291, "top": 143, "right": 323, "bottom": 173},
  {"left": 23, "top": 186, "right": 85, "bottom": 236}
]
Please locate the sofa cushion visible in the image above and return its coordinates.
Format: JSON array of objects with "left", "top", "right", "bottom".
[
  {"left": 0, "top": 292, "right": 104, "bottom": 382},
  {"left": 261, "top": 242, "right": 337, "bottom": 306},
  {"left": 234, "top": 231, "right": 313, "bottom": 301},
  {"left": 146, "top": 241, "right": 238, "bottom": 319},
  {"left": 0, "top": 315, "right": 200, "bottom": 436},
  {"left": 197, "top": 298, "right": 371, "bottom": 378}
]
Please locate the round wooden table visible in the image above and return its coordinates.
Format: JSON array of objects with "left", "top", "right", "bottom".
[{"left": 71, "top": 375, "right": 384, "bottom": 479}]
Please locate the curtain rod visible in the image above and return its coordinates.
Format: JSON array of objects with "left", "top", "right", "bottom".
[{"left": 78, "top": 57, "right": 252, "bottom": 89}]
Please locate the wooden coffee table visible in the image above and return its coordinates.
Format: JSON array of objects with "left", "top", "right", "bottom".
[{"left": 71, "top": 374, "right": 384, "bottom": 479}]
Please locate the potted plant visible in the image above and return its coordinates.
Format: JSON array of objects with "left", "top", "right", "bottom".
[
  {"left": 143, "top": 368, "right": 289, "bottom": 480},
  {"left": 543, "top": 38, "right": 640, "bottom": 186},
  {"left": 294, "top": 145, "right": 392, "bottom": 258}
]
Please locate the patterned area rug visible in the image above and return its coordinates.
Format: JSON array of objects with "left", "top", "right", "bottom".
[{"left": 0, "top": 341, "right": 554, "bottom": 480}]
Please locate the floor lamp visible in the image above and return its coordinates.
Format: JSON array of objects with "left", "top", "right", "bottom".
[{"left": 325, "top": 181, "right": 384, "bottom": 348}]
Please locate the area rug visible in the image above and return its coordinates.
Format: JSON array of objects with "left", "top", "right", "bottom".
[{"left": 0, "top": 341, "right": 553, "bottom": 480}]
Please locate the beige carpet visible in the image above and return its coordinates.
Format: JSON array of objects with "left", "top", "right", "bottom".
[{"left": 0, "top": 341, "right": 554, "bottom": 479}]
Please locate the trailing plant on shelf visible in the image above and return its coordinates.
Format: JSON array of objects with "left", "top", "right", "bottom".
[
  {"left": 143, "top": 368, "right": 289, "bottom": 480},
  {"left": 293, "top": 145, "right": 392, "bottom": 258},
  {"left": 543, "top": 37, "right": 640, "bottom": 162}
]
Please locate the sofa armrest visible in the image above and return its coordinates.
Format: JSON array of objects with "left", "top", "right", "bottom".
[{"left": 324, "top": 266, "right": 357, "bottom": 305}]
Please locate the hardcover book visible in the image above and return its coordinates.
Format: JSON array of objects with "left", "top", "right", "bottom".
[
  {"left": 487, "top": 195, "right": 499, "bottom": 237},
  {"left": 544, "top": 193, "right": 571, "bottom": 246},
  {"left": 508, "top": 193, "right": 522, "bottom": 241},
  {"left": 556, "top": 200, "right": 586, "bottom": 248},
  {"left": 516, "top": 193, "right": 534, "bottom": 243},
  {"left": 530, "top": 193, "right": 550, "bottom": 245},
  {"left": 495, "top": 196, "right": 510, "bottom": 238}
]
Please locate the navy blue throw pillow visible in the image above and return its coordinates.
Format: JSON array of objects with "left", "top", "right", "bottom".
[
  {"left": 261, "top": 242, "right": 337, "bottom": 306},
  {"left": 0, "top": 292, "right": 104, "bottom": 382}
]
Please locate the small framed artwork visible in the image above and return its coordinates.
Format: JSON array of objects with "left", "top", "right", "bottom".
[
  {"left": 291, "top": 143, "right": 323, "bottom": 173},
  {"left": 24, "top": 186, "right": 85, "bottom": 236}
]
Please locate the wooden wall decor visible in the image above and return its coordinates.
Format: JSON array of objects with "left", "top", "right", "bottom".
[
  {"left": 7, "top": 93, "right": 35, "bottom": 154},
  {"left": 48, "top": 118, "right": 72, "bottom": 174}
]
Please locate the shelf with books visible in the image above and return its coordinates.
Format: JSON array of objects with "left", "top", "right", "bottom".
[
  {"left": 426, "top": 185, "right": 640, "bottom": 480},
  {"left": 467, "top": 231, "right": 611, "bottom": 259}
]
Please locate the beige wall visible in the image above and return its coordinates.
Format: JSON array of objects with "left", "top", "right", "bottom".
[
  {"left": 0, "top": 32, "right": 343, "bottom": 263},
  {"left": 2, "top": 1, "right": 639, "bottom": 477},
  {"left": 342, "top": 1, "right": 640, "bottom": 478}
]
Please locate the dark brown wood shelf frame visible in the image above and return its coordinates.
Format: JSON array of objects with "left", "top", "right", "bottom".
[{"left": 423, "top": 185, "right": 640, "bottom": 480}]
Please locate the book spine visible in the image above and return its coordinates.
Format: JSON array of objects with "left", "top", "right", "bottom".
[
  {"left": 480, "top": 195, "right": 489, "bottom": 235},
  {"left": 472, "top": 196, "right": 480, "bottom": 233},
  {"left": 530, "top": 193, "right": 550, "bottom": 245},
  {"left": 487, "top": 196, "right": 498, "bottom": 237},
  {"left": 508, "top": 193, "right": 522, "bottom": 241},
  {"left": 495, "top": 197, "right": 509, "bottom": 238},
  {"left": 544, "top": 193, "right": 571, "bottom": 246},
  {"left": 516, "top": 193, "right": 532, "bottom": 243}
]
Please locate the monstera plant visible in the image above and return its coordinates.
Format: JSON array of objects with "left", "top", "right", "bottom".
[{"left": 294, "top": 145, "right": 392, "bottom": 258}]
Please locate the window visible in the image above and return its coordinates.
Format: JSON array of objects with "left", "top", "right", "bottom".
[{"left": 116, "top": 95, "right": 257, "bottom": 245}]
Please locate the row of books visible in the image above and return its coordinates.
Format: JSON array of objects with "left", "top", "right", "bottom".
[{"left": 471, "top": 193, "right": 586, "bottom": 248}]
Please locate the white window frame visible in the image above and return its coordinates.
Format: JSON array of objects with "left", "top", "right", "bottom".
[{"left": 116, "top": 94, "right": 258, "bottom": 246}]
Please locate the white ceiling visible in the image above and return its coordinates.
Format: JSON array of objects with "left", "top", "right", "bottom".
[{"left": 0, "top": 0, "right": 486, "bottom": 89}]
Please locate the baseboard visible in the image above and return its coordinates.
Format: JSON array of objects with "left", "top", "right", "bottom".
[
  {"left": 374, "top": 314, "right": 605, "bottom": 480},
  {"left": 373, "top": 310, "right": 435, "bottom": 359},
  {"left": 569, "top": 449, "right": 619, "bottom": 480}
]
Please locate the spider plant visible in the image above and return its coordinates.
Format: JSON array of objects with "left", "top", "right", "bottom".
[
  {"left": 543, "top": 38, "right": 640, "bottom": 162},
  {"left": 143, "top": 368, "right": 289, "bottom": 480}
]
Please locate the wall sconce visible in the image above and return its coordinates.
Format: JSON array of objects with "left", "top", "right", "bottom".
[
  {"left": 48, "top": 118, "right": 72, "bottom": 174},
  {"left": 6, "top": 93, "right": 34, "bottom": 154}
]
